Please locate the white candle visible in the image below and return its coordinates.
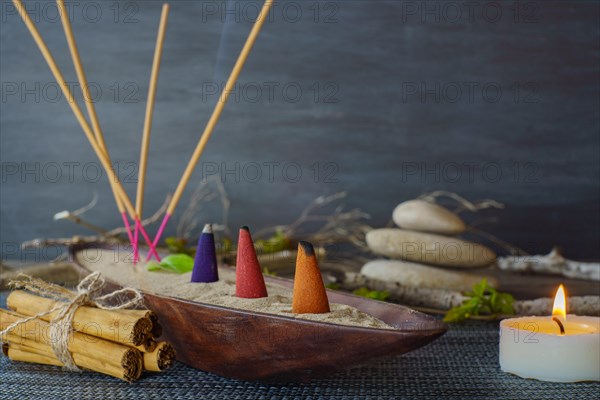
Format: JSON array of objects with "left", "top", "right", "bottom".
[{"left": 499, "top": 285, "right": 600, "bottom": 382}]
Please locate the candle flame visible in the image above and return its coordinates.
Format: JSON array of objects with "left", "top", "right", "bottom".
[{"left": 552, "top": 284, "right": 567, "bottom": 319}]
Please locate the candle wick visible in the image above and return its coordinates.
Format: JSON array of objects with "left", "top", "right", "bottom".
[{"left": 552, "top": 317, "right": 566, "bottom": 335}]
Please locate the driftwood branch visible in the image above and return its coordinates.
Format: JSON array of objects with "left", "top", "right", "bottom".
[
  {"left": 514, "top": 296, "right": 600, "bottom": 317},
  {"left": 53, "top": 212, "right": 109, "bottom": 235},
  {"left": 254, "top": 192, "right": 372, "bottom": 250},
  {"left": 176, "top": 176, "right": 230, "bottom": 239},
  {"left": 468, "top": 226, "right": 529, "bottom": 256},
  {"left": 329, "top": 271, "right": 468, "bottom": 310},
  {"left": 53, "top": 194, "right": 108, "bottom": 235},
  {"left": 22, "top": 196, "right": 171, "bottom": 250},
  {"left": 330, "top": 271, "right": 600, "bottom": 317},
  {"left": 417, "top": 190, "right": 504, "bottom": 214},
  {"left": 56, "top": 193, "right": 99, "bottom": 217},
  {"left": 21, "top": 235, "right": 122, "bottom": 250},
  {"left": 496, "top": 248, "right": 600, "bottom": 281}
]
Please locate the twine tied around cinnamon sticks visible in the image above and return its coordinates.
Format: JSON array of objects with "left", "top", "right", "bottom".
[{"left": 0, "top": 272, "right": 144, "bottom": 371}]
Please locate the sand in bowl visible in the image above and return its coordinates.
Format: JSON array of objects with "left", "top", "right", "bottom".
[{"left": 76, "top": 248, "right": 392, "bottom": 329}]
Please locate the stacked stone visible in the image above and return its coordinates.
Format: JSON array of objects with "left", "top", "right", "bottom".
[{"left": 363, "top": 200, "right": 498, "bottom": 291}]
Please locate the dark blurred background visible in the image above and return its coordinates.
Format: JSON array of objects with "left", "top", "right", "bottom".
[{"left": 1, "top": 0, "right": 599, "bottom": 262}]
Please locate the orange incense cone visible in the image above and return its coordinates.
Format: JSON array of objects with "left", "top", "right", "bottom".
[
  {"left": 235, "top": 226, "right": 268, "bottom": 298},
  {"left": 292, "top": 241, "right": 330, "bottom": 314}
]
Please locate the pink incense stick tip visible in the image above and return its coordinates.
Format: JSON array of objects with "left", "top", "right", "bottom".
[
  {"left": 145, "top": 213, "right": 171, "bottom": 262},
  {"left": 121, "top": 212, "right": 134, "bottom": 244},
  {"left": 139, "top": 223, "right": 161, "bottom": 262},
  {"left": 133, "top": 219, "right": 140, "bottom": 264}
]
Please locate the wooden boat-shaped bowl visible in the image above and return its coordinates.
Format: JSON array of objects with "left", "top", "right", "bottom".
[{"left": 70, "top": 243, "right": 446, "bottom": 382}]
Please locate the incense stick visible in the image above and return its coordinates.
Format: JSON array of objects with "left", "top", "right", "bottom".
[
  {"left": 55, "top": 0, "right": 135, "bottom": 248},
  {"left": 13, "top": 0, "right": 160, "bottom": 261},
  {"left": 148, "top": 0, "right": 274, "bottom": 258},
  {"left": 134, "top": 4, "right": 170, "bottom": 263}
]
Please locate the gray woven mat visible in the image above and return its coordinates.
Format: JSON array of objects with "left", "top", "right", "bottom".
[{"left": 1, "top": 291, "right": 598, "bottom": 400}]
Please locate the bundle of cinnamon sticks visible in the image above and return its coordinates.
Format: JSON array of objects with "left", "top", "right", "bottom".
[{"left": 0, "top": 291, "right": 175, "bottom": 382}]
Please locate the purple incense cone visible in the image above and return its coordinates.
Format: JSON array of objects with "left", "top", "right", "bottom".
[{"left": 191, "top": 224, "right": 219, "bottom": 283}]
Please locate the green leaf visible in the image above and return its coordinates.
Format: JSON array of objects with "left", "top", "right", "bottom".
[
  {"left": 220, "top": 238, "right": 233, "bottom": 253},
  {"left": 490, "top": 291, "right": 498, "bottom": 308},
  {"left": 443, "top": 305, "right": 470, "bottom": 323},
  {"left": 147, "top": 253, "right": 194, "bottom": 274},
  {"left": 352, "top": 287, "right": 390, "bottom": 301},
  {"left": 352, "top": 287, "right": 370, "bottom": 297},
  {"left": 472, "top": 278, "right": 488, "bottom": 297},
  {"left": 496, "top": 293, "right": 516, "bottom": 315},
  {"left": 467, "top": 297, "right": 480, "bottom": 308},
  {"left": 165, "top": 236, "right": 196, "bottom": 256},
  {"left": 262, "top": 267, "right": 277, "bottom": 276},
  {"left": 256, "top": 230, "right": 291, "bottom": 254},
  {"left": 326, "top": 283, "right": 341, "bottom": 290},
  {"left": 146, "top": 261, "right": 162, "bottom": 271},
  {"left": 161, "top": 254, "right": 194, "bottom": 273},
  {"left": 444, "top": 278, "right": 516, "bottom": 323}
]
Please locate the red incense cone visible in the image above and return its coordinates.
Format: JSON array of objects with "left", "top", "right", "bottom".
[
  {"left": 292, "top": 241, "right": 330, "bottom": 314},
  {"left": 235, "top": 226, "right": 268, "bottom": 298}
]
